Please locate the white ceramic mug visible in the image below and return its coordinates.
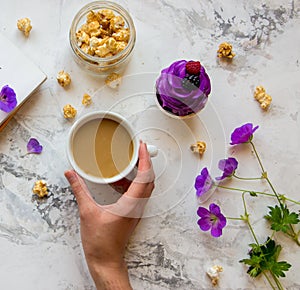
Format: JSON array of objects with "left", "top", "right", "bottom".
[{"left": 66, "top": 111, "right": 157, "bottom": 192}]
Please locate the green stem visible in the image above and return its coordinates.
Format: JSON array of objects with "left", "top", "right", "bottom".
[
  {"left": 250, "top": 141, "right": 283, "bottom": 208},
  {"left": 226, "top": 217, "right": 245, "bottom": 221},
  {"left": 262, "top": 272, "right": 277, "bottom": 290},
  {"left": 286, "top": 226, "right": 300, "bottom": 246},
  {"left": 296, "top": 232, "right": 300, "bottom": 246},
  {"left": 242, "top": 192, "right": 259, "bottom": 244},
  {"left": 282, "top": 196, "right": 300, "bottom": 205},
  {"left": 217, "top": 184, "right": 300, "bottom": 205},
  {"left": 250, "top": 141, "right": 265, "bottom": 173},
  {"left": 270, "top": 231, "right": 275, "bottom": 240},
  {"left": 270, "top": 272, "right": 285, "bottom": 290},
  {"left": 289, "top": 224, "right": 296, "bottom": 236},
  {"left": 241, "top": 193, "right": 285, "bottom": 289},
  {"left": 266, "top": 177, "right": 284, "bottom": 208},
  {"left": 216, "top": 184, "right": 275, "bottom": 198},
  {"left": 233, "top": 174, "right": 263, "bottom": 181}
]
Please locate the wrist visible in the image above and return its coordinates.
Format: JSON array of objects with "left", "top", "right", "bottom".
[{"left": 90, "top": 262, "right": 132, "bottom": 290}]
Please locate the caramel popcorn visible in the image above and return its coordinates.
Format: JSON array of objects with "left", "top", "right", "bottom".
[
  {"left": 57, "top": 71, "right": 71, "bottom": 87},
  {"left": 82, "top": 93, "right": 92, "bottom": 106},
  {"left": 86, "top": 10, "right": 99, "bottom": 23},
  {"left": 99, "top": 9, "right": 115, "bottom": 20},
  {"left": 217, "top": 42, "right": 235, "bottom": 59},
  {"left": 32, "top": 180, "right": 48, "bottom": 198},
  {"left": 254, "top": 86, "right": 272, "bottom": 110},
  {"left": 190, "top": 141, "right": 206, "bottom": 156},
  {"left": 112, "top": 29, "right": 130, "bottom": 42},
  {"left": 110, "top": 15, "right": 125, "bottom": 31},
  {"left": 17, "top": 17, "right": 32, "bottom": 37},
  {"left": 105, "top": 72, "right": 122, "bottom": 89},
  {"left": 76, "top": 30, "right": 90, "bottom": 46},
  {"left": 63, "top": 104, "right": 77, "bottom": 119},
  {"left": 206, "top": 265, "right": 223, "bottom": 286},
  {"left": 75, "top": 9, "right": 130, "bottom": 58}
]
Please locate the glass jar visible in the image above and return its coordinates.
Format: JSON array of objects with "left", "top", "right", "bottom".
[{"left": 69, "top": 1, "right": 136, "bottom": 75}]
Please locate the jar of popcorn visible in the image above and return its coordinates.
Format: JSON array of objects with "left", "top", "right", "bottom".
[{"left": 69, "top": 1, "right": 136, "bottom": 75}]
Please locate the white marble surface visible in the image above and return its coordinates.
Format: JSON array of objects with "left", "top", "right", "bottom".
[{"left": 0, "top": 0, "right": 300, "bottom": 289}]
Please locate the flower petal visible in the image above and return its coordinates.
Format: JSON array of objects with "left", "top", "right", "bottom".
[
  {"left": 217, "top": 214, "right": 227, "bottom": 228},
  {"left": 194, "top": 167, "right": 213, "bottom": 197},
  {"left": 230, "top": 123, "right": 259, "bottom": 145},
  {"left": 216, "top": 157, "right": 238, "bottom": 180},
  {"left": 215, "top": 174, "right": 226, "bottom": 181},
  {"left": 197, "top": 206, "right": 210, "bottom": 218},
  {"left": 27, "top": 138, "right": 43, "bottom": 154},
  {"left": 211, "top": 224, "right": 223, "bottom": 237},
  {"left": 252, "top": 125, "right": 259, "bottom": 134},
  {"left": 209, "top": 203, "right": 221, "bottom": 215},
  {"left": 198, "top": 217, "right": 211, "bottom": 231},
  {"left": 0, "top": 85, "right": 17, "bottom": 113},
  {"left": 218, "top": 159, "right": 227, "bottom": 170}
]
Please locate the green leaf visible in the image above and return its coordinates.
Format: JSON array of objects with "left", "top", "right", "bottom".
[
  {"left": 265, "top": 205, "right": 300, "bottom": 233},
  {"left": 269, "top": 261, "right": 291, "bottom": 278},
  {"left": 240, "top": 238, "right": 291, "bottom": 278}
]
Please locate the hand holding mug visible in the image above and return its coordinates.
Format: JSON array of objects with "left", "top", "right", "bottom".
[
  {"left": 65, "top": 141, "right": 155, "bottom": 289},
  {"left": 66, "top": 111, "right": 157, "bottom": 192}
]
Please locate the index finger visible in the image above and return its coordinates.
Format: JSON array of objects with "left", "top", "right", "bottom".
[{"left": 64, "top": 170, "right": 97, "bottom": 212}]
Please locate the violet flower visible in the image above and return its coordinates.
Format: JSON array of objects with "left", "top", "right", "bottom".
[
  {"left": 216, "top": 157, "right": 238, "bottom": 180},
  {"left": 27, "top": 138, "right": 43, "bottom": 154},
  {"left": 197, "top": 203, "right": 227, "bottom": 237},
  {"left": 0, "top": 85, "right": 17, "bottom": 113},
  {"left": 194, "top": 167, "right": 213, "bottom": 197},
  {"left": 230, "top": 123, "right": 259, "bottom": 145}
]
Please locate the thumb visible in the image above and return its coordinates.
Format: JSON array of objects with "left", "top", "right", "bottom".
[{"left": 64, "top": 170, "right": 96, "bottom": 210}]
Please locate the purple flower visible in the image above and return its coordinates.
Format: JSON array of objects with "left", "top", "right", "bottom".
[
  {"left": 27, "top": 138, "right": 43, "bottom": 154},
  {"left": 216, "top": 157, "right": 238, "bottom": 180},
  {"left": 0, "top": 85, "right": 17, "bottom": 113},
  {"left": 194, "top": 167, "right": 213, "bottom": 197},
  {"left": 230, "top": 123, "right": 259, "bottom": 145},
  {"left": 197, "top": 203, "right": 227, "bottom": 237}
]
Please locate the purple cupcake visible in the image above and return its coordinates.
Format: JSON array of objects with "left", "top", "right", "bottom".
[{"left": 156, "top": 60, "right": 211, "bottom": 117}]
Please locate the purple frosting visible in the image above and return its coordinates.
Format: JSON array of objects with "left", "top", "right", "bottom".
[{"left": 156, "top": 60, "right": 211, "bottom": 116}]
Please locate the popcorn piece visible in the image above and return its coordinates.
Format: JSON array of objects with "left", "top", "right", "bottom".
[
  {"left": 76, "top": 9, "right": 130, "bottom": 58},
  {"left": 86, "top": 10, "right": 99, "bottom": 23},
  {"left": 115, "top": 41, "right": 127, "bottom": 53},
  {"left": 112, "top": 28, "right": 130, "bottom": 42},
  {"left": 190, "top": 141, "right": 206, "bottom": 156},
  {"left": 110, "top": 15, "right": 125, "bottom": 31},
  {"left": 95, "top": 44, "right": 111, "bottom": 57},
  {"left": 254, "top": 86, "right": 272, "bottom": 110},
  {"left": 57, "top": 71, "right": 71, "bottom": 87},
  {"left": 99, "top": 9, "right": 115, "bottom": 20},
  {"left": 217, "top": 42, "right": 235, "bottom": 59},
  {"left": 81, "top": 43, "right": 94, "bottom": 55},
  {"left": 17, "top": 17, "right": 32, "bottom": 37},
  {"left": 32, "top": 180, "right": 48, "bottom": 198},
  {"left": 89, "top": 36, "right": 102, "bottom": 48},
  {"left": 105, "top": 73, "right": 122, "bottom": 89},
  {"left": 76, "top": 30, "right": 90, "bottom": 46},
  {"left": 86, "top": 21, "right": 100, "bottom": 37},
  {"left": 106, "top": 37, "right": 118, "bottom": 54},
  {"left": 63, "top": 104, "right": 77, "bottom": 119},
  {"left": 206, "top": 265, "right": 223, "bottom": 286},
  {"left": 82, "top": 93, "right": 92, "bottom": 106}
]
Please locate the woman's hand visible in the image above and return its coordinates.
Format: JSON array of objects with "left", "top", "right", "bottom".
[{"left": 64, "top": 141, "right": 155, "bottom": 290}]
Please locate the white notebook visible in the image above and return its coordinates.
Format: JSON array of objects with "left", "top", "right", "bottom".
[{"left": 0, "top": 33, "right": 47, "bottom": 131}]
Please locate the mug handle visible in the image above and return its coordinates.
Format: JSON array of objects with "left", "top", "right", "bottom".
[{"left": 147, "top": 144, "right": 158, "bottom": 157}]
